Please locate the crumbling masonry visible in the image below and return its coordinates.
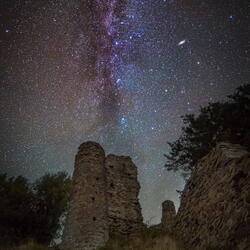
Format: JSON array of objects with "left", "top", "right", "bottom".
[
  {"left": 161, "top": 200, "right": 176, "bottom": 231},
  {"left": 61, "top": 141, "right": 143, "bottom": 250}
]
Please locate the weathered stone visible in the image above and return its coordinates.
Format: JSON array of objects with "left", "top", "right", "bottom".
[
  {"left": 174, "top": 142, "right": 250, "bottom": 250},
  {"left": 61, "top": 142, "right": 143, "bottom": 250},
  {"left": 105, "top": 154, "right": 143, "bottom": 235},
  {"left": 61, "top": 142, "right": 109, "bottom": 250},
  {"left": 161, "top": 200, "right": 176, "bottom": 231}
]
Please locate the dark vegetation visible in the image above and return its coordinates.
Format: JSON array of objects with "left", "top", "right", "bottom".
[
  {"left": 0, "top": 172, "right": 71, "bottom": 248},
  {"left": 97, "top": 226, "right": 184, "bottom": 250},
  {"left": 165, "top": 84, "right": 250, "bottom": 177},
  {"left": 0, "top": 241, "right": 58, "bottom": 250}
]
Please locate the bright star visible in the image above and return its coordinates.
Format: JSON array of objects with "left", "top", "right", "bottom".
[{"left": 121, "top": 117, "right": 126, "bottom": 125}]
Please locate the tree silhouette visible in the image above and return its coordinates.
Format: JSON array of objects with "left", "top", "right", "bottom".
[
  {"left": 0, "top": 172, "right": 71, "bottom": 246},
  {"left": 165, "top": 84, "right": 250, "bottom": 178}
]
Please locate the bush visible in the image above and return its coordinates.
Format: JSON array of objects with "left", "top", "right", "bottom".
[{"left": 0, "top": 172, "right": 71, "bottom": 247}]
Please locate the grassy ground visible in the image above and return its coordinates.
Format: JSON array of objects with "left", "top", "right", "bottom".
[
  {"left": 97, "top": 226, "right": 185, "bottom": 250},
  {"left": 2, "top": 227, "right": 184, "bottom": 250},
  {"left": 0, "top": 241, "right": 57, "bottom": 250}
]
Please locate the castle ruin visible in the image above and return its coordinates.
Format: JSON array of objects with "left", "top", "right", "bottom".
[
  {"left": 173, "top": 143, "right": 250, "bottom": 250},
  {"left": 61, "top": 141, "right": 143, "bottom": 250},
  {"left": 161, "top": 200, "right": 176, "bottom": 231}
]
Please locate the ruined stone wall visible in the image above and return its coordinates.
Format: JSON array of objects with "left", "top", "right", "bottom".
[
  {"left": 105, "top": 155, "right": 143, "bottom": 235},
  {"left": 174, "top": 143, "right": 250, "bottom": 250},
  {"left": 61, "top": 142, "right": 109, "bottom": 250},
  {"left": 161, "top": 200, "right": 176, "bottom": 231},
  {"left": 61, "top": 142, "right": 143, "bottom": 250}
]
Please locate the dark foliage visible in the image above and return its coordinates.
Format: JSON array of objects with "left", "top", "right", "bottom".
[
  {"left": 165, "top": 84, "right": 250, "bottom": 177},
  {"left": 0, "top": 175, "right": 35, "bottom": 244},
  {"left": 32, "top": 172, "right": 71, "bottom": 244},
  {"left": 0, "top": 172, "right": 71, "bottom": 246}
]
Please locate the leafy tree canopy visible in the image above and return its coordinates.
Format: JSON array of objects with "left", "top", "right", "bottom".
[
  {"left": 165, "top": 84, "right": 250, "bottom": 178},
  {"left": 0, "top": 172, "right": 71, "bottom": 246}
]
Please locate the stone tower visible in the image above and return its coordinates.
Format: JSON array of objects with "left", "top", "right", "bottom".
[
  {"left": 61, "top": 142, "right": 143, "bottom": 250},
  {"left": 61, "top": 142, "right": 109, "bottom": 250},
  {"left": 161, "top": 200, "right": 176, "bottom": 231},
  {"left": 105, "top": 155, "right": 143, "bottom": 235}
]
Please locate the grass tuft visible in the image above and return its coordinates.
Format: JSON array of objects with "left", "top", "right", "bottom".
[
  {"left": 97, "top": 226, "right": 184, "bottom": 250},
  {"left": 0, "top": 241, "right": 58, "bottom": 250}
]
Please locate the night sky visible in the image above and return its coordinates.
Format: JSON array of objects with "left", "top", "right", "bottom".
[{"left": 1, "top": 0, "right": 249, "bottom": 224}]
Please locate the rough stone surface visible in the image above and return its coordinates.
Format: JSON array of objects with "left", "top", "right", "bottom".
[
  {"left": 61, "top": 142, "right": 143, "bottom": 250},
  {"left": 61, "top": 142, "right": 109, "bottom": 250},
  {"left": 161, "top": 200, "right": 176, "bottom": 231},
  {"left": 105, "top": 154, "right": 143, "bottom": 235},
  {"left": 174, "top": 142, "right": 250, "bottom": 250}
]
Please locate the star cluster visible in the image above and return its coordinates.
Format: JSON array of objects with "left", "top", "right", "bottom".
[{"left": 0, "top": 0, "right": 249, "bottom": 224}]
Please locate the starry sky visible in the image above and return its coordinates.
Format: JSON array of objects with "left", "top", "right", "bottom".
[{"left": 1, "top": 0, "right": 249, "bottom": 224}]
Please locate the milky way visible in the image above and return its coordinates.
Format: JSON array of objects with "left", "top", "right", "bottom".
[
  {"left": 77, "top": 0, "right": 127, "bottom": 125},
  {"left": 1, "top": 0, "right": 249, "bottom": 223}
]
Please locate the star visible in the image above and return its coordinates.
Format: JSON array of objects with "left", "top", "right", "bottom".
[{"left": 228, "top": 15, "right": 235, "bottom": 20}]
